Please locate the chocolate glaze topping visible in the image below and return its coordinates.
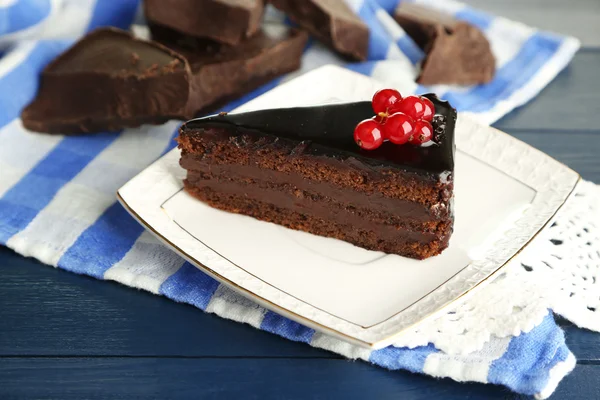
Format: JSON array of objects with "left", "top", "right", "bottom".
[{"left": 182, "top": 94, "right": 456, "bottom": 176}]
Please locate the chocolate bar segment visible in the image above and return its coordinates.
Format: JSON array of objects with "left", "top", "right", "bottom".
[
  {"left": 269, "top": 0, "right": 369, "bottom": 61},
  {"left": 144, "top": 0, "right": 264, "bottom": 46},
  {"left": 21, "top": 28, "right": 191, "bottom": 134},
  {"left": 150, "top": 24, "right": 308, "bottom": 118},
  {"left": 394, "top": 3, "right": 495, "bottom": 85}
]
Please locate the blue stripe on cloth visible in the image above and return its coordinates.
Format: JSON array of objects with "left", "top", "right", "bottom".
[
  {"left": 454, "top": 8, "right": 494, "bottom": 30},
  {"left": 0, "top": 133, "right": 119, "bottom": 244},
  {"left": 0, "top": 40, "right": 73, "bottom": 129},
  {"left": 357, "top": 1, "right": 392, "bottom": 61},
  {"left": 260, "top": 312, "right": 315, "bottom": 344},
  {"left": 58, "top": 201, "right": 145, "bottom": 278},
  {"left": 370, "top": 343, "right": 438, "bottom": 372},
  {"left": 159, "top": 262, "right": 220, "bottom": 310},
  {"left": 345, "top": 60, "right": 378, "bottom": 76},
  {"left": 396, "top": 35, "right": 424, "bottom": 65},
  {"left": 438, "top": 33, "right": 563, "bottom": 113},
  {"left": 374, "top": 0, "right": 401, "bottom": 13},
  {"left": 87, "top": 0, "right": 140, "bottom": 31},
  {"left": 488, "top": 314, "right": 570, "bottom": 396},
  {"left": 0, "top": 0, "right": 52, "bottom": 35}
]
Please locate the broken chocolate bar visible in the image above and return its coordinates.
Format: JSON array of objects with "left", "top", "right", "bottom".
[
  {"left": 144, "top": 0, "right": 264, "bottom": 46},
  {"left": 150, "top": 23, "right": 308, "bottom": 118},
  {"left": 394, "top": 3, "right": 495, "bottom": 85},
  {"left": 21, "top": 28, "right": 191, "bottom": 134},
  {"left": 269, "top": 0, "right": 369, "bottom": 61},
  {"left": 21, "top": 25, "right": 307, "bottom": 134}
]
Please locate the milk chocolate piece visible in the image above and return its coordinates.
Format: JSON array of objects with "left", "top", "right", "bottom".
[
  {"left": 269, "top": 0, "right": 369, "bottom": 61},
  {"left": 21, "top": 28, "right": 191, "bottom": 134},
  {"left": 150, "top": 24, "right": 308, "bottom": 118},
  {"left": 144, "top": 0, "right": 264, "bottom": 46},
  {"left": 394, "top": 3, "right": 495, "bottom": 85}
]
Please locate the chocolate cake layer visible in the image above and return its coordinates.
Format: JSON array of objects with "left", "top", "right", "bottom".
[
  {"left": 186, "top": 185, "right": 450, "bottom": 259},
  {"left": 21, "top": 28, "right": 191, "bottom": 134},
  {"left": 144, "top": 0, "right": 264, "bottom": 45},
  {"left": 179, "top": 96, "right": 456, "bottom": 259},
  {"left": 185, "top": 172, "right": 451, "bottom": 237},
  {"left": 269, "top": 0, "right": 369, "bottom": 61},
  {"left": 181, "top": 161, "right": 451, "bottom": 222},
  {"left": 150, "top": 24, "right": 308, "bottom": 118},
  {"left": 394, "top": 3, "right": 495, "bottom": 85}
]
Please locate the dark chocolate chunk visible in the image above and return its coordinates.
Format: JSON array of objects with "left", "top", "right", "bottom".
[
  {"left": 21, "top": 28, "right": 191, "bottom": 134},
  {"left": 394, "top": 3, "right": 495, "bottom": 85},
  {"left": 144, "top": 0, "right": 264, "bottom": 46},
  {"left": 150, "top": 23, "right": 308, "bottom": 118},
  {"left": 269, "top": 0, "right": 369, "bottom": 61}
]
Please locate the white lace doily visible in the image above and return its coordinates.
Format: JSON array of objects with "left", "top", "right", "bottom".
[{"left": 393, "top": 180, "right": 600, "bottom": 355}]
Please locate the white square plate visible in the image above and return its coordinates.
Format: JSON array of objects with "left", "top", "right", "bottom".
[{"left": 118, "top": 65, "right": 579, "bottom": 349}]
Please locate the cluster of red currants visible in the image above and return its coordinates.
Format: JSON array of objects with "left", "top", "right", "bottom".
[{"left": 354, "top": 89, "right": 436, "bottom": 150}]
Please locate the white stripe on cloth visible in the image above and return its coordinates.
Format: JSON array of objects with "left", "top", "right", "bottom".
[
  {"left": 7, "top": 121, "right": 179, "bottom": 265},
  {"left": 370, "top": 62, "right": 418, "bottom": 94},
  {"left": 486, "top": 17, "right": 534, "bottom": 67},
  {"left": 423, "top": 336, "right": 512, "bottom": 383},
  {"left": 311, "top": 332, "right": 373, "bottom": 361},
  {"left": 0, "top": 41, "right": 36, "bottom": 77},
  {"left": 0, "top": 0, "right": 63, "bottom": 47},
  {"left": 413, "top": 0, "right": 466, "bottom": 15},
  {"left": 206, "top": 285, "right": 268, "bottom": 329},
  {"left": 35, "top": 0, "right": 96, "bottom": 40},
  {"left": 104, "top": 231, "right": 185, "bottom": 294},
  {"left": 384, "top": 45, "right": 418, "bottom": 72},
  {"left": 0, "top": 0, "right": 19, "bottom": 8},
  {"left": 0, "top": 120, "right": 62, "bottom": 198}
]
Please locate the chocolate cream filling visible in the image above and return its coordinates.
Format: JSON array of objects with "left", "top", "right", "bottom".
[
  {"left": 181, "top": 156, "right": 452, "bottom": 223},
  {"left": 185, "top": 170, "right": 452, "bottom": 240}
]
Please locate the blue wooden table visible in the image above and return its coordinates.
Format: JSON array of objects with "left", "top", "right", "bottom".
[{"left": 1, "top": 49, "right": 600, "bottom": 399}]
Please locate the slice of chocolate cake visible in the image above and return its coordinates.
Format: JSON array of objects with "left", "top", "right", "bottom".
[
  {"left": 178, "top": 95, "right": 456, "bottom": 260},
  {"left": 144, "top": 0, "right": 264, "bottom": 45},
  {"left": 21, "top": 28, "right": 191, "bottom": 134},
  {"left": 394, "top": 3, "right": 495, "bottom": 85},
  {"left": 269, "top": 0, "right": 369, "bottom": 61},
  {"left": 150, "top": 24, "right": 308, "bottom": 118}
]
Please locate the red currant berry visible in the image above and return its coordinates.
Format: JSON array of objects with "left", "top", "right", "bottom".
[
  {"left": 410, "top": 120, "right": 434, "bottom": 145},
  {"left": 372, "top": 89, "right": 402, "bottom": 115},
  {"left": 374, "top": 113, "right": 386, "bottom": 124},
  {"left": 354, "top": 119, "right": 384, "bottom": 150},
  {"left": 392, "top": 95, "right": 428, "bottom": 120},
  {"left": 420, "top": 96, "right": 435, "bottom": 122},
  {"left": 384, "top": 112, "right": 415, "bottom": 145}
]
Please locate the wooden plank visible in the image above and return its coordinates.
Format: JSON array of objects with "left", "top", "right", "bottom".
[
  {"left": 4, "top": 246, "right": 600, "bottom": 363},
  {"left": 494, "top": 51, "right": 600, "bottom": 132},
  {"left": 0, "top": 247, "right": 333, "bottom": 358},
  {"left": 464, "top": 0, "right": 600, "bottom": 47},
  {"left": 548, "top": 364, "right": 600, "bottom": 400},
  {"left": 0, "top": 357, "right": 523, "bottom": 400},
  {"left": 557, "top": 317, "right": 600, "bottom": 361},
  {"left": 508, "top": 131, "right": 600, "bottom": 182}
]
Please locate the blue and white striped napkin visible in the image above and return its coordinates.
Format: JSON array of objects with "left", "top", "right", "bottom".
[{"left": 0, "top": 0, "right": 581, "bottom": 397}]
